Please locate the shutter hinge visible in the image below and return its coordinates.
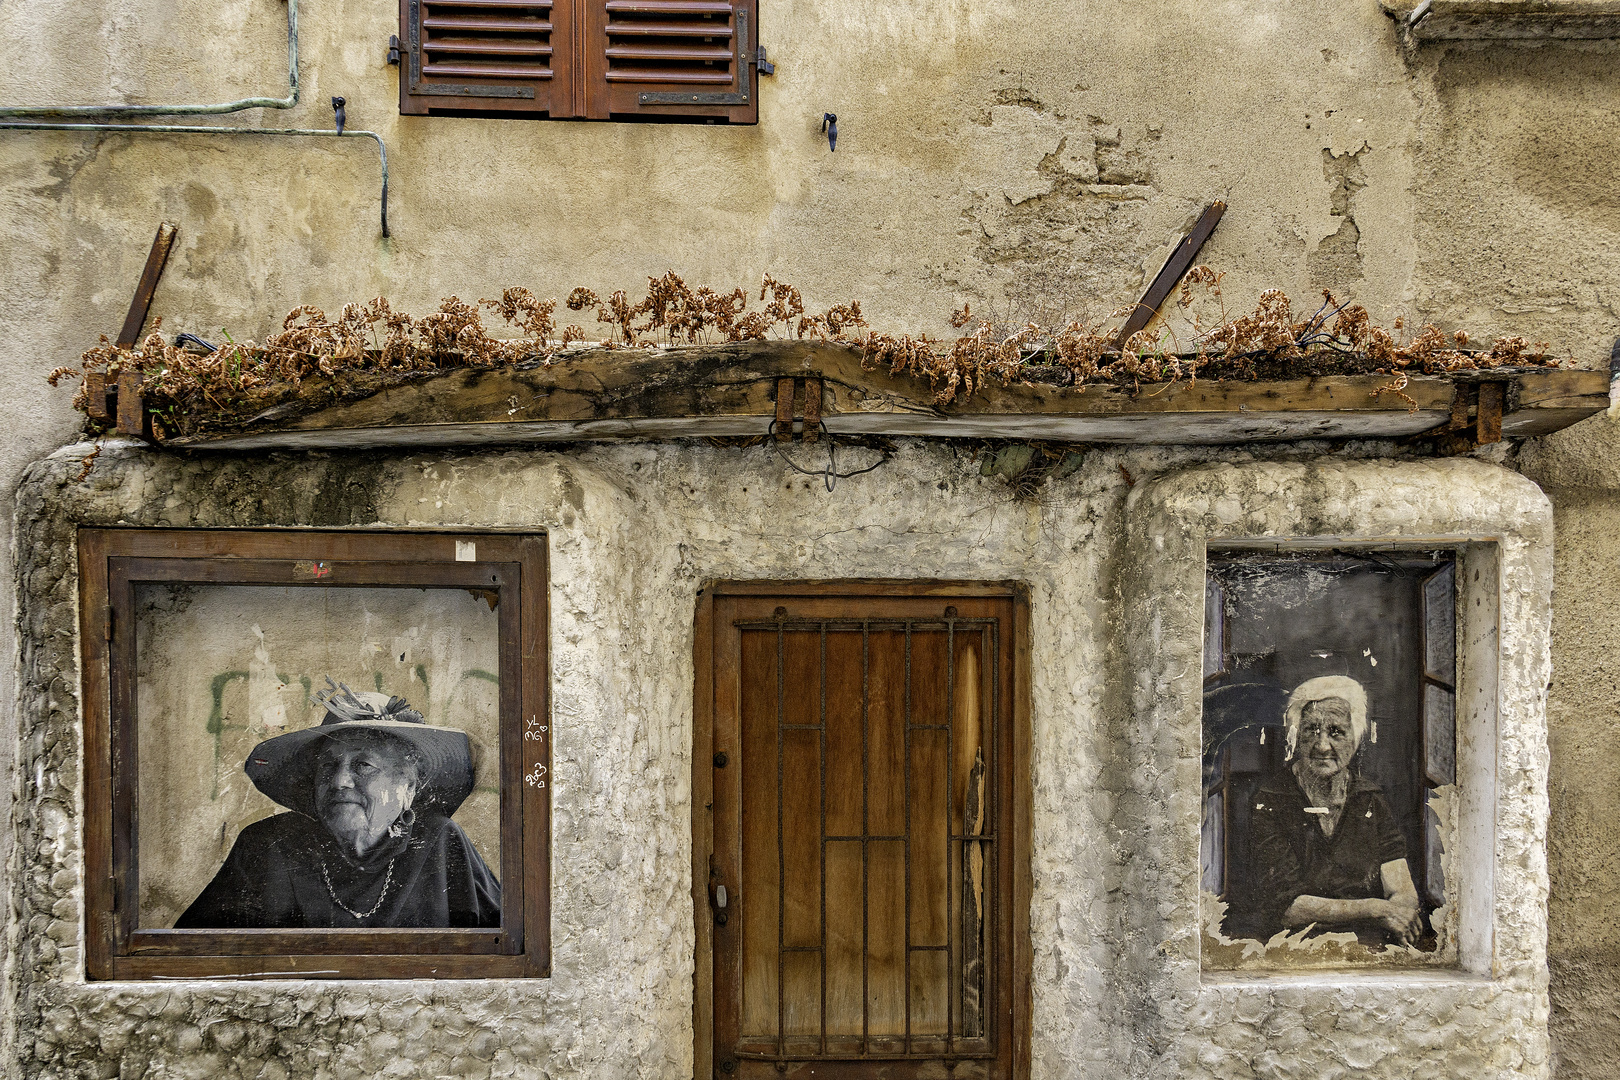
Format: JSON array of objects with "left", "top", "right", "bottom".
[
  {"left": 103, "top": 606, "right": 114, "bottom": 641},
  {"left": 754, "top": 46, "right": 775, "bottom": 77},
  {"left": 387, "top": 34, "right": 401, "bottom": 65}
]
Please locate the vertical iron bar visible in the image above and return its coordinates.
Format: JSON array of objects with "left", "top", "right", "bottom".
[
  {"left": 860, "top": 622, "right": 870, "bottom": 1055},
  {"left": 819, "top": 624, "right": 828, "bottom": 1057},
  {"left": 986, "top": 624, "right": 1000, "bottom": 1039},
  {"left": 902, "top": 624, "right": 913, "bottom": 1054},
  {"left": 776, "top": 623, "right": 786, "bottom": 1061},
  {"left": 945, "top": 618, "right": 955, "bottom": 1052}
]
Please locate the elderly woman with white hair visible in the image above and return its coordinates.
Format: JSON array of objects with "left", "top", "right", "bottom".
[
  {"left": 1246, "top": 675, "right": 1423, "bottom": 946},
  {"left": 176, "top": 680, "right": 500, "bottom": 929}
]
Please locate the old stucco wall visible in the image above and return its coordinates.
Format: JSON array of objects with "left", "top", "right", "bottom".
[
  {"left": 2, "top": 1, "right": 1619, "bottom": 1075},
  {"left": 9, "top": 441, "right": 1552, "bottom": 1078},
  {"left": 1518, "top": 415, "right": 1620, "bottom": 1080},
  {"left": 1408, "top": 26, "right": 1620, "bottom": 1077}
]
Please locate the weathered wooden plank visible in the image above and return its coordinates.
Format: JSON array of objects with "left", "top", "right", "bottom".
[
  {"left": 1395, "top": 0, "right": 1620, "bottom": 40},
  {"left": 164, "top": 341, "right": 1609, "bottom": 451}
]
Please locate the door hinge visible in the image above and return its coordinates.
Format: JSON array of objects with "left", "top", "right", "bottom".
[{"left": 103, "top": 606, "right": 115, "bottom": 641}]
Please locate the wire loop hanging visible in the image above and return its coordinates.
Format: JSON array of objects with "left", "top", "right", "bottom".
[{"left": 765, "top": 421, "right": 888, "bottom": 492}]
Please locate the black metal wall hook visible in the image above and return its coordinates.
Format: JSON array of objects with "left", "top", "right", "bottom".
[
  {"left": 821, "top": 113, "right": 837, "bottom": 152},
  {"left": 331, "top": 96, "right": 346, "bottom": 135}
]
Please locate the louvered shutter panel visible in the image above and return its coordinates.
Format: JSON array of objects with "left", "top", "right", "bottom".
[
  {"left": 400, "top": 0, "right": 571, "bottom": 116},
  {"left": 585, "top": 0, "right": 758, "bottom": 122}
]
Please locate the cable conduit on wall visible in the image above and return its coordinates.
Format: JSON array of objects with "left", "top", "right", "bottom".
[
  {"left": 0, "top": 0, "right": 392, "bottom": 237},
  {"left": 0, "top": 0, "right": 299, "bottom": 118}
]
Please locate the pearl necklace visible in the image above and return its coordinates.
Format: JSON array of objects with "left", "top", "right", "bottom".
[{"left": 320, "top": 857, "right": 397, "bottom": 920}]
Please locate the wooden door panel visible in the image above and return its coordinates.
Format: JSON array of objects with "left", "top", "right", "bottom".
[{"left": 700, "top": 587, "right": 1025, "bottom": 1079}]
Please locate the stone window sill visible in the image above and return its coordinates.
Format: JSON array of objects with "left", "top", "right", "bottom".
[
  {"left": 1202, "top": 969, "right": 1494, "bottom": 988},
  {"left": 1384, "top": 1, "right": 1620, "bottom": 39}
]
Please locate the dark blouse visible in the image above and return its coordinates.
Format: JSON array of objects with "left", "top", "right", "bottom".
[
  {"left": 175, "top": 810, "right": 501, "bottom": 929},
  {"left": 1241, "top": 770, "right": 1407, "bottom": 942}
]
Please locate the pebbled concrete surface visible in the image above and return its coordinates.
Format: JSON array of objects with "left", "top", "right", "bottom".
[{"left": 6, "top": 441, "right": 1553, "bottom": 1078}]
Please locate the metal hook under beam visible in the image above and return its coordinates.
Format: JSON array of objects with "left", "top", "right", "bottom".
[{"left": 0, "top": 122, "right": 390, "bottom": 237}]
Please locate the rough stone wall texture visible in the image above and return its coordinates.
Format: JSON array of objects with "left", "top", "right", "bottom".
[
  {"left": 1519, "top": 414, "right": 1620, "bottom": 1080},
  {"left": 1, "top": 0, "right": 1618, "bottom": 1074},
  {"left": 8, "top": 442, "right": 1553, "bottom": 1079}
]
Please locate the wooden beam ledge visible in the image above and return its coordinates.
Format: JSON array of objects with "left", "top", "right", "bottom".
[{"left": 160, "top": 341, "right": 1610, "bottom": 452}]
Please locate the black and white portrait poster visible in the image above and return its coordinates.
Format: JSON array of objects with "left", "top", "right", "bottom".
[
  {"left": 135, "top": 584, "right": 503, "bottom": 930},
  {"left": 1201, "top": 552, "right": 1456, "bottom": 965}
]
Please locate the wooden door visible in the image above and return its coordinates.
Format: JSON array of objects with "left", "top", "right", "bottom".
[{"left": 694, "top": 583, "right": 1029, "bottom": 1080}]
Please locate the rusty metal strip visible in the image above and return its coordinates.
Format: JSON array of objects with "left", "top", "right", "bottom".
[
  {"left": 1448, "top": 384, "right": 1469, "bottom": 432},
  {"left": 775, "top": 378, "right": 796, "bottom": 442},
  {"left": 860, "top": 622, "right": 870, "bottom": 1053},
  {"left": 116, "top": 222, "right": 178, "bottom": 348},
  {"left": 944, "top": 617, "right": 955, "bottom": 1052},
  {"left": 115, "top": 369, "right": 144, "bottom": 436},
  {"left": 775, "top": 621, "right": 786, "bottom": 1061},
  {"left": 1475, "top": 381, "right": 1505, "bottom": 445},
  {"left": 902, "top": 623, "right": 913, "bottom": 1054},
  {"left": 84, "top": 372, "right": 111, "bottom": 423},
  {"left": 1112, "top": 200, "right": 1226, "bottom": 349},
  {"left": 802, "top": 378, "right": 823, "bottom": 442},
  {"left": 818, "top": 625, "right": 828, "bottom": 1057}
]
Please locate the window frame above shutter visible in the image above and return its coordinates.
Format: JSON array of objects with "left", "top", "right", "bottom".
[{"left": 400, "top": 0, "right": 759, "bottom": 123}]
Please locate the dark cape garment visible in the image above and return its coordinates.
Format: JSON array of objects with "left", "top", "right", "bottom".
[
  {"left": 175, "top": 810, "right": 501, "bottom": 928},
  {"left": 1240, "top": 769, "right": 1407, "bottom": 945}
]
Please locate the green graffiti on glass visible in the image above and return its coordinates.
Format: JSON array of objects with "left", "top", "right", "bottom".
[{"left": 206, "top": 671, "right": 309, "bottom": 799}]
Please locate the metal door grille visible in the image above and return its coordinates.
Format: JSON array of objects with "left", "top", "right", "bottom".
[{"left": 734, "top": 616, "right": 999, "bottom": 1064}]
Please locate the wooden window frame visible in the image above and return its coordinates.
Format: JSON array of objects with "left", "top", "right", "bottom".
[
  {"left": 399, "top": 0, "right": 761, "bottom": 123},
  {"left": 1199, "top": 545, "right": 1463, "bottom": 963},
  {"left": 77, "top": 528, "right": 551, "bottom": 981},
  {"left": 691, "top": 580, "right": 1033, "bottom": 1079}
]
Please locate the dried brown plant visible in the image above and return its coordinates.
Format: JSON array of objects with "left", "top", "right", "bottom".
[{"left": 55, "top": 267, "right": 1558, "bottom": 431}]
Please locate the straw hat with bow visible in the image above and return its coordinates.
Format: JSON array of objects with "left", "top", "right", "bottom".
[{"left": 244, "top": 678, "right": 477, "bottom": 819}]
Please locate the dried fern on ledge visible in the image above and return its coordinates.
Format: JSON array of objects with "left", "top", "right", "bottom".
[{"left": 48, "top": 269, "right": 1556, "bottom": 437}]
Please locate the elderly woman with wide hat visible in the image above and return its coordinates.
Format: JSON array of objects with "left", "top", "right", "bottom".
[
  {"left": 176, "top": 681, "right": 500, "bottom": 929},
  {"left": 1245, "top": 675, "right": 1423, "bottom": 947}
]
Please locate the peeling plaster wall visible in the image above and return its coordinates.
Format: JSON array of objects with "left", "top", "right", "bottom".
[
  {"left": 2, "top": 1, "right": 1619, "bottom": 1075},
  {"left": 8, "top": 443, "right": 1553, "bottom": 1078},
  {"left": 1518, "top": 416, "right": 1620, "bottom": 1080}
]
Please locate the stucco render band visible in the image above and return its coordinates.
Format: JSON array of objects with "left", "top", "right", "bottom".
[{"left": 5, "top": 440, "right": 1551, "bottom": 1078}]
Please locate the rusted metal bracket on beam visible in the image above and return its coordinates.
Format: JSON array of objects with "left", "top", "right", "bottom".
[
  {"left": 1112, "top": 200, "right": 1226, "bottom": 349},
  {"left": 1421, "top": 377, "right": 1509, "bottom": 455},
  {"left": 95, "top": 223, "right": 178, "bottom": 439},
  {"left": 772, "top": 376, "right": 823, "bottom": 442}
]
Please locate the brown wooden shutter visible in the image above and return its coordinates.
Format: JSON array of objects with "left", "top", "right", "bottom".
[
  {"left": 401, "top": 0, "right": 757, "bottom": 121},
  {"left": 400, "top": 0, "right": 572, "bottom": 116},
  {"left": 585, "top": 0, "right": 758, "bottom": 122}
]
